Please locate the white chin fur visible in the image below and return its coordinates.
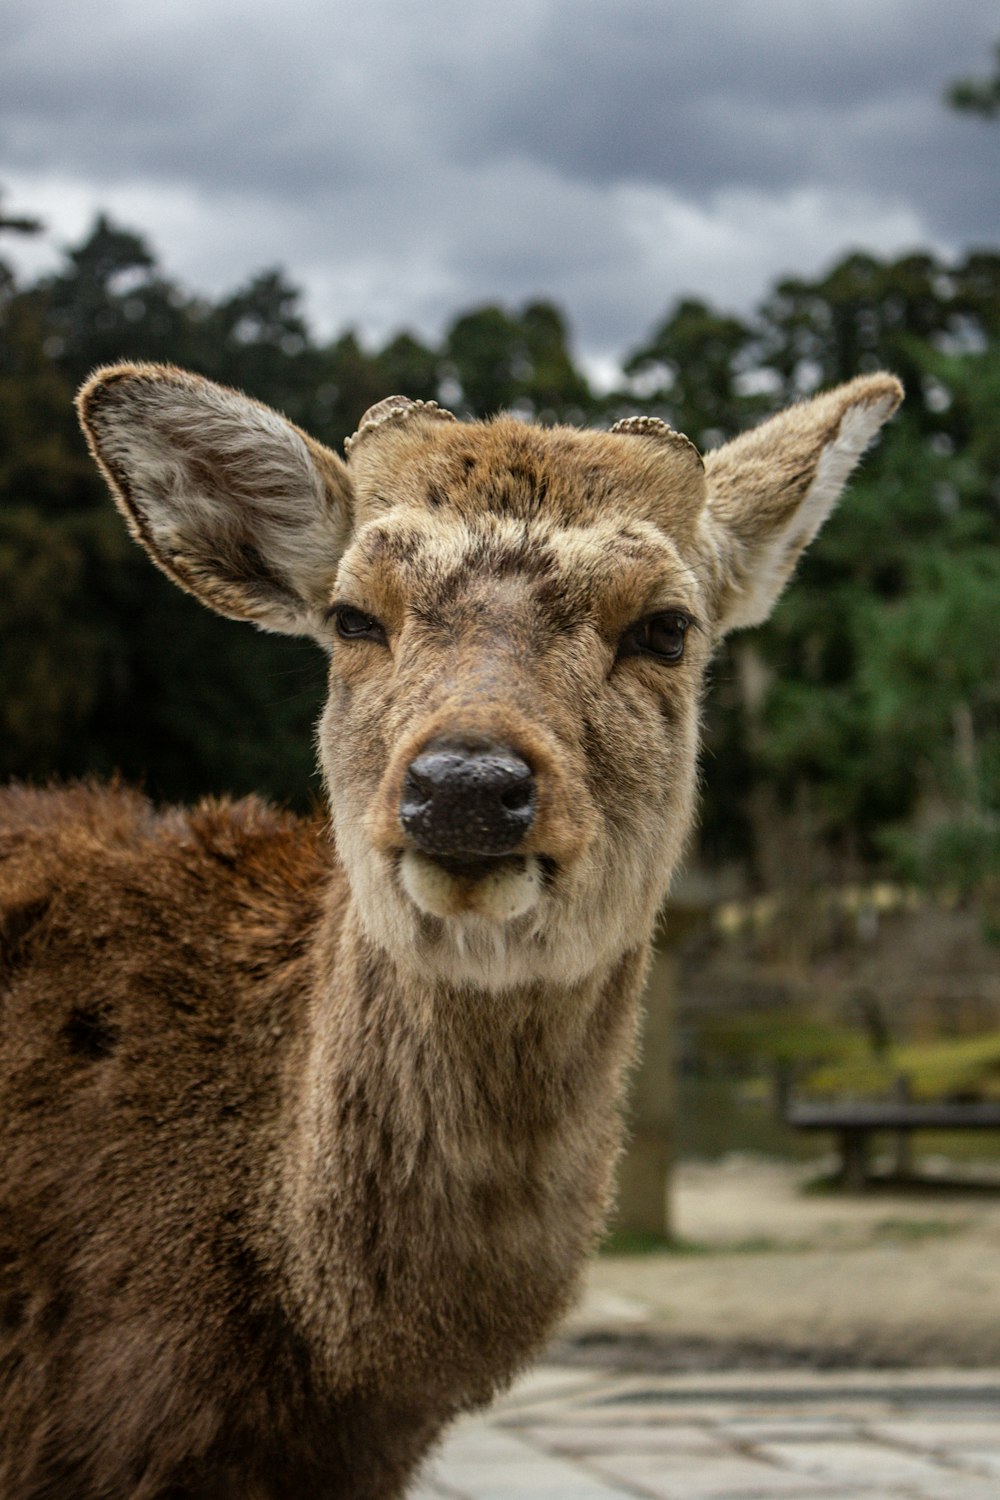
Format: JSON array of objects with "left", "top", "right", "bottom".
[{"left": 400, "top": 851, "right": 542, "bottom": 922}]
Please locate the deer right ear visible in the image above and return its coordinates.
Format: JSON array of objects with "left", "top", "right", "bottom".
[
  {"left": 703, "top": 373, "right": 903, "bottom": 635},
  {"left": 77, "top": 363, "right": 355, "bottom": 639}
]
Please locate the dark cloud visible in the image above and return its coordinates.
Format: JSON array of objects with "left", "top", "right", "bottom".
[
  {"left": 2, "top": 0, "right": 997, "bottom": 368},
  {"left": 439, "top": 0, "right": 999, "bottom": 228}
]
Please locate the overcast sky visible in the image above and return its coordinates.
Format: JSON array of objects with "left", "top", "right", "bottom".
[{"left": 3, "top": 0, "right": 997, "bottom": 379}]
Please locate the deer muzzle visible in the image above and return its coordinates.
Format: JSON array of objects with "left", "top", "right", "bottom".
[{"left": 399, "top": 740, "right": 535, "bottom": 872}]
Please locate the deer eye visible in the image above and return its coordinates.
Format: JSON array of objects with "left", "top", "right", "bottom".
[
  {"left": 331, "top": 605, "right": 388, "bottom": 645},
  {"left": 618, "top": 611, "right": 691, "bottom": 664}
]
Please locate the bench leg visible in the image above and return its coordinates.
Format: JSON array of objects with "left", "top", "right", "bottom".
[
  {"left": 840, "top": 1129, "right": 869, "bottom": 1190},
  {"left": 894, "top": 1129, "right": 913, "bottom": 1178}
]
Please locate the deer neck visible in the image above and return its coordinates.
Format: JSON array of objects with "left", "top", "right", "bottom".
[{"left": 277, "top": 895, "right": 649, "bottom": 1398}]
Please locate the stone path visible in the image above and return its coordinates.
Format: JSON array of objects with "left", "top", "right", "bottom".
[{"left": 412, "top": 1365, "right": 1000, "bottom": 1499}]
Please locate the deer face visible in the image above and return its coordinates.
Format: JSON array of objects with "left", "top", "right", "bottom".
[
  {"left": 78, "top": 366, "right": 901, "bottom": 990},
  {"left": 319, "top": 414, "right": 712, "bottom": 987}
]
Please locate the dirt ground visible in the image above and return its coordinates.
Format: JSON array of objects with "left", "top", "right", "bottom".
[{"left": 558, "top": 1157, "right": 1000, "bottom": 1370}]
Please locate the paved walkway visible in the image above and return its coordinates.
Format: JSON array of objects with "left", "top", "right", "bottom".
[{"left": 412, "top": 1365, "right": 1000, "bottom": 1499}]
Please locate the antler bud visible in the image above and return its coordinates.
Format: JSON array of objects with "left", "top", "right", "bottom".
[
  {"left": 345, "top": 397, "right": 456, "bottom": 456},
  {"left": 610, "top": 414, "right": 703, "bottom": 465}
]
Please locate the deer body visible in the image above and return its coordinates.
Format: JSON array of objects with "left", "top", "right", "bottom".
[{"left": 0, "top": 367, "right": 901, "bottom": 1498}]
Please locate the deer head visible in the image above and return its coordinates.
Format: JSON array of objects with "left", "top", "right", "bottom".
[{"left": 78, "top": 365, "right": 901, "bottom": 990}]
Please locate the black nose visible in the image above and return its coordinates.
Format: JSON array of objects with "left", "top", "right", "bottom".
[{"left": 400, "top": 740, "right": 535, "bottom": 859}]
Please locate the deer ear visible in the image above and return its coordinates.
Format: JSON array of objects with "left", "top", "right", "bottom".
[
  {"left": 704, "top": 373, "right": 903, "bottom": 634},
  {"left": 77, "top": 363, "right": 354, "bottom": 638}
]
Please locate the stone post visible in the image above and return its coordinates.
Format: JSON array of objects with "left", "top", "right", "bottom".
[
  {"left": 612, "top": 886, "right": 720, "bottom": 1241},
  {"left": 613, "top": 942, "right": 677, "bottom": 1240}
]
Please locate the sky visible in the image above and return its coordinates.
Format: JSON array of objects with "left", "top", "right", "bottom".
[{"left": 2, "top": 0, "right": 998, "bottom": 381}]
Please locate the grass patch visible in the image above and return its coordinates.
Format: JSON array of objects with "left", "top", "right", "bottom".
[
  {"left": 600, "top": 1231, "right": 806, "bottom": 1256},
  {"left": 872, "top": 1217, "right": 967, "bottom": 1242},
  {"left": 725, "top": 1235, "right": 798, "bottom": 1254},
  {"left": 600, "top": 1230, "right": 706, "bottom": 1255}
]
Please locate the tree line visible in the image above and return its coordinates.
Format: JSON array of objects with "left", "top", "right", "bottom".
[{"left": 1, "top": 202, "right": 998, "bottom": 894}]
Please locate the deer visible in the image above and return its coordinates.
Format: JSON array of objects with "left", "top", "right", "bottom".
[{"left": 0, "top": 363, "right": 902, "bottom": 1498}]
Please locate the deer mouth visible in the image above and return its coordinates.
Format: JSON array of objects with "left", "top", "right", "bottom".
[
  {"left": 425, "top": 851, "right": 517, "bottom": 880},
  {"left": 398, "top": 848, "right": 543, "bottom": 922}
]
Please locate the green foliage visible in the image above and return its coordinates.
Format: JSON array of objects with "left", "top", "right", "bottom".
[
  {"left": 444, "top": 300, "right": 591, "bottom": 420},
  {"left": 0, "top": 217, "right": 330, "bottom": 806},
  {"left": 753, "top": 399, "right": 1000, "bottom": 844},
  {"left": 805, "top": 1031, "right": 1000, "bottom": 1102},
  {"left": 0, "top": 506, "right": 125, "bottom": 774},
  {"left": 624, "top": 297, "right": 762, "bottom": 443},
  {"left": 884, "top": 819, "right": 1000, "bottom": 897},
  {"left": 688, "top": 257, "right": 1000, "bottom": 882},
  {"left": 699, "top": 1012, "right": 864, "bottom": 1070},
  {"left": 754, "top": 250, "right": 1000, "bottom": 399},
  {"left": 377, "top": 332, "right": 441, "bottom": 407}
]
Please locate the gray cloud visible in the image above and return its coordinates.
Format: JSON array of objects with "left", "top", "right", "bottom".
[
  {"left": 441, "top": 1, "right": 999, "bottom": 227},
  {"left": 2, "top": 0, "right": 997, "bottom": 369}
]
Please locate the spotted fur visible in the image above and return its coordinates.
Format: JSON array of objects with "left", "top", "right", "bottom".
[{"left": 0, "top": 365, "right": 902, "bottom": 1498}]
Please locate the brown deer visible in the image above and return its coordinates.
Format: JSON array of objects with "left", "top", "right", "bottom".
[{"left": 0, "top": 364, "right": 901, "bottom": 1498}]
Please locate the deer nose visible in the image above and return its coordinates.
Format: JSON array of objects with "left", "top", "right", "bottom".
[{"left": 400, "top": 741, "right": 535, "bottom": 859}]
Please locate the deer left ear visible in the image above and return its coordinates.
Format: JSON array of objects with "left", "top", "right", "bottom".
[
  {"left": 77, "top": 363, "right": 354, "bottom": 639},
  {"left": 704, "top": 373, "right": 903, "bottom": 635}
]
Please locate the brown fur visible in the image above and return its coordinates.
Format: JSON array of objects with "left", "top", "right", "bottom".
[{"left": 0, "top": 366, "right": 902, "bottom": 1497}]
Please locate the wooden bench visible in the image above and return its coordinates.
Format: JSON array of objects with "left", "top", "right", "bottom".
[{"left": 784, "top": 1098, "right": 1000, "bottom": 1188}]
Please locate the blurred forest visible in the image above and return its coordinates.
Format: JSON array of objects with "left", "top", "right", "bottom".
[{"left": 1, "top": 192, "right": 998, "bottom": 904}]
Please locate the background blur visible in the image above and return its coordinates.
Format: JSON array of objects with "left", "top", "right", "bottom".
[{"left": 2, "top": 3, "right": 999, "bottom": 1163}]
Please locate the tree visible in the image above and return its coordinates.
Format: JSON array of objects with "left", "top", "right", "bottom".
[
  {"left": 38, "top": 215, "right": 194, "bottom": 382},
  {"left": 377, "top": 332, "right": 441, "bottom": 407},
  {"left": 200, "top": 268, "right": 316, "bottom": 409},
  {"left": 691, "top": 248, "right": 1000, "bottom": 883},
  {"left": 0, "top": 188, "right": 44, "bottom": 307},
  {"left": 0, "top": 216, "right": 328, "bottom": 805},
  {"left": 623, "top": 297, "right": 759, "bottom": 443},
  {"left": 516, "top": 301, "right": 591, "bottom": 417},
  {"left": 309, "top": 330, "right": 388, "bottom": 449},
  {"left": 0, "top": 196, "right": 43, "bottom": 238},
  {"left": 754, "top": 251, "right": 1000, "bottom": 405},
  {"left": 947, "top": 38, "right": 1000, "bottom": 118},
  {"left": 444, "top": 301, "right": 592, "bottom": 420}
]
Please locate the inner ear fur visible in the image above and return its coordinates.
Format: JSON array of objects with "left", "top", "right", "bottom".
[
  {"left": 703, "top": 372, "right": 903, "bottom": 634},
  {"left": 77, "top": 363, "right": 354, "bottom": 638}
]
